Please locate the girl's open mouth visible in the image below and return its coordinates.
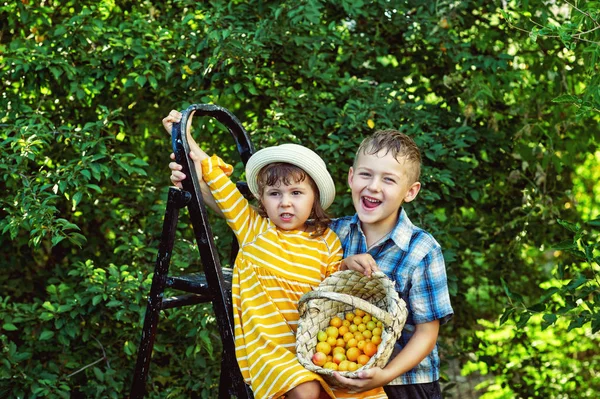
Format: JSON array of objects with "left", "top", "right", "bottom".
[{"left": 280, "top": 213, "right": 294, "bottom": 221}]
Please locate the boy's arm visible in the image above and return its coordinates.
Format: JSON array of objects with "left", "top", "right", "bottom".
[
  {"left": 381, "top": 319, "right": 440, "bottom": 379},
  {"left": 332, "top": 319, "right": 440, "bottom": 391}
]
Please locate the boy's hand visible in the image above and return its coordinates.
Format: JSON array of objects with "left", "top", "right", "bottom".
[
  {"left": 341, "top": 254, "right": 379, "bottom": 277},
  {"left": 332, "top": 367, "right": 392, "bottom": 392}
]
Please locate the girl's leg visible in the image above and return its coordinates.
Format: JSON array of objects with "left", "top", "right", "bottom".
[{"left": 286, "top": 380, "right": 323, "bottom": 399}]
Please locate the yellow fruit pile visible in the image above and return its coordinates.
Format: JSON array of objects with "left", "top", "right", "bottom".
[{"left": 311, "top": 308, "right": 383, "bottom": 372}]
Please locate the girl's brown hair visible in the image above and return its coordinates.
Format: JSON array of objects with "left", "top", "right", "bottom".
[{"left": 255, "top": 162, "right": 330, "bottom": 236}]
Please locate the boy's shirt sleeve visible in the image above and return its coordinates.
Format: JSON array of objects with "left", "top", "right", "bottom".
[
  {"left": 409, "top": 243, "right": 453, "bottom": 325},
  {"left": 201, "top": 155, "right": 263, "bottom": 245}
]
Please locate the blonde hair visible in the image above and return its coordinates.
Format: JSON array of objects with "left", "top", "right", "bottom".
[
  {"left": 256, "top": 163, "right": 330, "bottom": 236},
  {"left": 355, "top": 130, "right": 421, "bottom": 184}
]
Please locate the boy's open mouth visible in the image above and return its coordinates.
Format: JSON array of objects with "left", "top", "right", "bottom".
[{"left": 362, "top": 196, "right": 381, "bottom": 209}]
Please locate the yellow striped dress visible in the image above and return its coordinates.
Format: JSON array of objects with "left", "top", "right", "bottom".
[{"left": 202, "top": 155, "right": 387, "bottom": 399}]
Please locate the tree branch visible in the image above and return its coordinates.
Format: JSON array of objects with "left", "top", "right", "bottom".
[
  {"left": 66, "top": 357, "right": 104, "bottom": 378},
  {"left": 65, "top": 336, "right": 111, "bottom": 378}
]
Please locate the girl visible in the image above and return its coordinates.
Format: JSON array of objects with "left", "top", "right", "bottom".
[{"left": 163, "top": 111, "right": 386, "bottom": 399}]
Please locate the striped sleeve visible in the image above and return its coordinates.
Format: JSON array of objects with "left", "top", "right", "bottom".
[
  {"left": 323, "top": 229, "right": 343, "bottom": 277},
  {"left": 201, "top": 155, "right": 263, "bottom": 245}
]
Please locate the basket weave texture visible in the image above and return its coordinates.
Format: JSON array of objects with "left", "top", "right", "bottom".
[{"left": 296, "top": 270, "right": 407, "bottom": 385}]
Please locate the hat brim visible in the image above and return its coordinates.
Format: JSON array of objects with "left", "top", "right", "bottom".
[{"left": 245, "top": 144, "right": 335, "bottom": 210}]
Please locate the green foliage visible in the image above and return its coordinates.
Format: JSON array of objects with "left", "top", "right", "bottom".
[
  {"left": 464, "top": 316, "right": 599, "bottom": 398},
  {"left": 502, "top": 1, "right": 600, "bottom": 115},
  {"left": 1, "top": 0, "right": 599, "bottom": 397},
  {"left": 501, "top": 217, "right": 600, "bottom": 332}
]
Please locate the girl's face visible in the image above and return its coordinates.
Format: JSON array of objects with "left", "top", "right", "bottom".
[{"left": 260, "top": 178, "right": 316, "bottom": 231}]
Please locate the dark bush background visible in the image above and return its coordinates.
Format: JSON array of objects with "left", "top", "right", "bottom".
[{"left": 1, "top": 1, "right": 599, "bottom": 397}]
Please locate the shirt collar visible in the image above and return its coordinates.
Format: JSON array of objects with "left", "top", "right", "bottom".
[
  {"left": 349, "top": 208, "right": 414, "bottom": 252},
  {"left": 391, "top": 208, "right": 414, "bottom": 251}
]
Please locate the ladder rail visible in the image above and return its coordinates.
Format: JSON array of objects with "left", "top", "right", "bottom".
[
  {"left": 130, "top": 188, "right": 190, "bottom": 397},
  {"left": 130, "top": 104, "right": 254, "bottom": 398},
  {"left": 173, "top": 105, "right": 254, "bottom": 398}
]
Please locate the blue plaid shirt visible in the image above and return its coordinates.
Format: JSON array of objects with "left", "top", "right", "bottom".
[{"left": 330, "top": 209, "right": 453, "bottom": 385}]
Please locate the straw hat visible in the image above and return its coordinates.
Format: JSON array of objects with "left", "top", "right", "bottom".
[{"left": 245, "top": 144, "right": 335, "bottom": 209}]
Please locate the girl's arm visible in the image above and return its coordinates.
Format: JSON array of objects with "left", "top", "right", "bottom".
[
  {"left": 163, "top": 110, "right": 223, "bottom": 216},
  {"left": 325, "top": 230, "right": 343, "bottom": 277},
  {"left": 201, "top": 155, "right": 262, "bottom": 245},
  {"left": 169, "top": 152, "right": 223, "bottom": 217}
]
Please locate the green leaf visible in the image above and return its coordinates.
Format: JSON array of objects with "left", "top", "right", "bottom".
[
  {"left": 529, "top": 26, "right": 538, "bottom": 42},
  {"left": 57, "top": 304, "right": 74, "bottom": 313},
  {"left": 86, "top": 184, "right": 103, "bottom": 193},
  {"left": 567, "top": 317, "right": 586, "bottom": 331},
  {"left": 50, "top": 66, "right": 63, "bottom": 79},
  {"left": 54, "top": 26, "right": 67, "bottom": 36},
  {"left": 565, "top": 274, "right": 587, "bottom": 291},
  {"left": 39, "top": 331, "right": 55, "bottom": 340},
  {"left": 552, "top": 94, "right": 578, "bottom": 104},
  {"left": 124, "top": 340, "right": 136, "bottom": 356},
  {"left": 557, "top": 218, "right": 579, "bottom": 233},
  {"left": 528, "top": 303, "right": 545, "bottom": 313},
  {"left": 499, "top": 308, "right": 514, "bottom": 325},
  {"left": 73, "top": 192, "right": 83, "bottom": 206},
  {"left": 135, "top": 75, "right": 147, "bottom": 87},
  {"left": 92, "top": 295, "right": 103, "bottom": 306},
  {"left": 516, "top": 312, "right": 532, "bottom": 329},
  {"left": 553, "top": 240, "right": 577, "bottom": 250},
  {"left": 67, "top": 233, "right": 87, "bottom": 246},
  {"left": 541, "top": 314, "right": 557, "bottom": 330},
  {"left": 106, "top": 300, "right": 122, "bottom": 307},
  {"left": 93, "top": 367, "right": 105, "bottom": 382},
  {"left": 51, "top": 235, "right": 66, "bottom": 246},
  {"left": 3, "top": 323, "right": 18, "bottom": 331},
  {"left": 42, "top": 301, "right": 56, "bottom": 312},
  {"left": 588, "top": 217, "right": 600, "bottom": 227}
]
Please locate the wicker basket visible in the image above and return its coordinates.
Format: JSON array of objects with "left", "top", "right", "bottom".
[{"left": 296, "top": 270, "right": 407, "bottom": 386}]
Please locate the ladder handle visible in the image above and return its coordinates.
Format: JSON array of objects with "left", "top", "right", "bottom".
[{"left": 171, "top": 103, "right": 254, "bottom": 168}]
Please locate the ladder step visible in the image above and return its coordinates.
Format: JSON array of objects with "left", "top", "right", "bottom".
[
  {"left": 161, "top": 293, "right": 211, "bottom": 310},
  {"left": 165, "top": 268, "right": 234, "bottom": 295}
]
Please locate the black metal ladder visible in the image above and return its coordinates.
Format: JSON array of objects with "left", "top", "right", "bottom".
[{"left": 130, "top": 104, "right": 254, "bottom": 399}]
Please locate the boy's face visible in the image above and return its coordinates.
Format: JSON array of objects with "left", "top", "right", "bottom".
[{"left": 348, "top": 150, "right": 421, "bottom": 234}]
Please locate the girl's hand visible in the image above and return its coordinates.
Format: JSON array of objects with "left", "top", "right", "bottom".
[
  {"left": 169, "top": 153, "right": 185, "bottom": 189},
  {"left": 162, "top": 109, "right": 182, "bottom": 135},
  {"left": 169, "top": 151, "right": 204, "bottom": 189},
  {"left": 162, "top": 109, "right": 209, "bottom": 162},
  {"left": 341, "top": 254, "right": 379, "bottom": 277}
]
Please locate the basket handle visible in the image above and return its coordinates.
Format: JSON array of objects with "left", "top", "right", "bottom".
[{"left": 298, "top": 290, "right": 393, "bottom": 327}]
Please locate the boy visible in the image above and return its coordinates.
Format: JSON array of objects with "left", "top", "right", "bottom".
[{"left": 330, "top": 130, "right": 453, "bottom": 399}]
